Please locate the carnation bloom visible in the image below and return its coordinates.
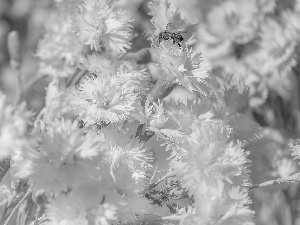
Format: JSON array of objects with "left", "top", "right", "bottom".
[
  {"left": 169, "top": 120, "right": 253, "bottom": 224},
  {"left": 14, "top": 119, "right": 104, "bottom": 193},
  {"left": 196, "top": 0, "right": 260, "bottom": 61},
  {"left": 164, "top": 98, "right": 212, "bottom": 135},
  {"left": 104, "top": 164, "right": 152, "bottom": 222},
  {"left": 148, "top": 0, "right": 186, "bottom": 32},
  {"left": 67, "top": 74, "right": 142, "bottom": 125},
  {"left": 0, "top": 92, "right": 32, "bottom": 160},
  {"left": 171, "top": 121, "right": 230, "bottom": 196},
  {"left": 41, "top": 78, "right": 76, "bottom": 127},
  {"left": 80, "top": 53, "right": 153, "bottom": 97},
  {"left": 102, "top": 126, "right": 153, "bottom": 181},
  {"left": 36, "top": 9, "right": 82, "bottom": 78},
  {"left": 143, "top": 100, "right": 185, "bottom": 146},
  {"left": 242, "top": 18, "right": 297, "bottom": 86},
  {"left": 205, "top": 0, "right": 259, "bottom": 44},
  {"left": 80, "top": 53, "right": 118, "bottom": 75},
  {"left": 45, "top": 186, "right": 117, "bottom": 225},
  {"left": 71, "top": 0, "right": 132, "bottom": 54},
  {"left": 152, "top": 41, "right": 211, "bottom": 95},
  {"left": 180, "top": 187, "right": 254, "bottom": 225}
]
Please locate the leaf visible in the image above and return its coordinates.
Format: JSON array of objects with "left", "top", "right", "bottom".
[{"left": 0, "top": 158, "right": 10, "bottom": 183}]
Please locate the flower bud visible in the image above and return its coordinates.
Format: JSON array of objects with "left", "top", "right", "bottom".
[{"left": 7, "top": 31, "right": 21, "bottom": 69}]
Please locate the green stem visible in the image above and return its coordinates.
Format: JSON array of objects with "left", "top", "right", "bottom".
[
  {"left": 3, "top": 188, "right": 32, "bottom": 225},
  {"left": 14, "top": 69, "right": 23, "bottom": 105}
]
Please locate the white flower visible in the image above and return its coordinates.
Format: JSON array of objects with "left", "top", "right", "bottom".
[
  {"left": 46, "top": 195, "right": 84, "bottom": 222},
  {"left": 0, "top": 185, "right": 12, "bottom": 206},
  {"left": 290, "top": 141, "right": 300, "bottom": 163},
  {"left": 180, "top": 187, "right": 254, "bottom": 225},
  {"left": 206, "top": 0, "right": 259, "bottom": 44},
  {"left": 243, "top": 18, "right": 297, "bottom": 81},
  {"left": 152, "top": 40, "right": 211, "bottom": 95},
  {"left": 171, "top": 119, "right": 252, "bottom": 197},
  {"left": 165, "top": 98, "right": 213, "bottom": 135},
  {"left": 102, "top": 126, "right": 153, "bottom": 181},
  {"left": 80, "top": 53, "right": 118, "bottom": 75},
  {"left": 90, "top": 203, "right": 117, "bottom": 225},
  {"left": 105, "top": 164, "right": 152, "bottom": 222},
  {"left": 36, "top": 9, "right": 82, "bottom": 78},
  {"left": 146, "top": 100, "right": 168, "bottom": 130},
  {"left": 171, "top": 121, "right": 230, "bottom": 197},
  {"left": 0, "top": 92, "right": 32, "bottom": 160},
  {"left": 71, "top": 0, "right": 133, "bottom": 54},
  {"left": 195, "top": 0, "right": 260, "bottom": 61},
  {"left": 68, "top": 74, "right": 142, "bottom": 125},
  {"left": 14, "top": 119, "right": 104, "bottom": 193},
  {"left": 45, "top": 182, "right": 117, "bottom": 225},
  {"left": 80, "top": 53, "right": 152, "bottom": 97},
  {"left": 148, "top": 0, "right": 185, "bottom": 32},
  {"left": 276, "top": 158, "right": 296, "bottom": 178}
]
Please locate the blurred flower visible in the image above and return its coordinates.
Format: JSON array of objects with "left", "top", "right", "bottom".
[
  {"left": 37, "top": 78, "right": 74, "bottom": 129},
  {"left": 71, "top": 0, "right": 133, "bottom": 54},
  {"left": 105, "top": 164, "right": 152, "bottom": 222},
  {"left": 195, "top": 0, "right": 260, "bottom": 62},
  {"left": 0, "top": 185, "right": 12, "bottom": 206},
  {"left": 206, "top": 0, "right": 259, "bottom": 44},
  {"left": 89, "top": 203, "right": 117, "bottom": 225},
  {"left": 0, "top": 92, "right": 32, "bottom": 160},
  {"left": 36, "top": 9, "right": 82, "bottom": 78},
  {"left": 14, "top": 119, "right": 104, "bottom": 193},
  {"left": 45, "top": 185, "right": 117, "bottom": 225},
  {"left": 238, "top": 17, "right": 297, "bottom": 101},
  {"left": 245, "top": 18, "right": 297, "bottom": 77},
  {"left": 80, "top": 53, "right": 118, "bottom": 75},
  {"left": 180, "top": 187, "right": 254, "bottom": 225},
  {"left": 114, "top": 0, "right": 143, "bottom": 23},
  {"left": 56, "top": 0, "right": 83, "bottom": 13},
  {"left": 222, "top": 84, "right": 250, "bottom": 112},
  {"left": 276, "top": 158, "right": 296, "bottom": 178},
  {"left": 46, "top": 195, "right": 85, "bottom": 223},
  {"left": 290, "top": 141, "right": 300, "bottom": 163},
  {"left": 200, "top": 2, "right": 299, "bottom": 104},
  {"left": 256, "top": 0, "right": 276, "bottom": 13},
  {"left": 169, "top": 119, "right": 253, "bottom": 224},
  {"left": 172, "top": 121, "right": 227, "bottom": 195}
]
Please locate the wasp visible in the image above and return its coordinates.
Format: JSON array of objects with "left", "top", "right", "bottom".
[{"left": 153, "top": 23, "right": 185, "bottom": 47}]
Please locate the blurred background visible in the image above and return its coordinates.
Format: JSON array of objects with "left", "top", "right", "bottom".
[{"left": 1, "top": 0, "right": 300, "bottom": 224}]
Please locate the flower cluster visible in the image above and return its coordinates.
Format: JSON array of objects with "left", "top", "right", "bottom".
[
  {"left": 0, "top": 0, "right": 267, "bottom": 224},
  {"left": 171, "top": 0, "right": 300, "bottom": 107},
  {"left": 169, "top": 121, "right": 253, "bottom": 224}
]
